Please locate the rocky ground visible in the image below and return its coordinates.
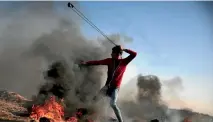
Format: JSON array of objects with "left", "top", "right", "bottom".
[
  {"left": 0, "top": 90, "right": 116, "bottom": 122},
  {"left": 0, "top": 90, "right": 31, "bottom": 122},
  {"left": 1, "top": 90, "right": 213, "bottom": 122}
]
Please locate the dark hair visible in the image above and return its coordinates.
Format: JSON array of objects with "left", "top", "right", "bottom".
[{"left": 112, "top": 45, "right": 122, "bottom": 55}]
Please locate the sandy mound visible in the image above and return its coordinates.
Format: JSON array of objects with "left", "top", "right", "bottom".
[{"left": 0, "top": 90, "right": 31, "bottom": 122}]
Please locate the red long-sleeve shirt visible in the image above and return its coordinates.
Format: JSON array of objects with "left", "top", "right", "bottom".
[{"left": 85, "top": 49, "right": 137, "bottom": 88}]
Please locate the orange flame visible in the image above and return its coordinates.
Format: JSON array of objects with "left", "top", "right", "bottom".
[
  {"left": 29, "top": 96, "right": 93, "bottom": 122},
  {"left": 30, "top": 96, "right": 65, "bottom": 121}
]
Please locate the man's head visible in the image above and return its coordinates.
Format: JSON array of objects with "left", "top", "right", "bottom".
[{"left": 111, "top": 45, "right": 122, "bottom": 59}]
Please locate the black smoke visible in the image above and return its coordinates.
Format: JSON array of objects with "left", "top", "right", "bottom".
[
  {"left": 120, "top": 74, "right": 213, "bottom": 122},
  {"left": 120, "top": 75, "right": 169, "bottom": 122},
  {"left": 0, "top": 1, "right": 126, "bottom": 119}
]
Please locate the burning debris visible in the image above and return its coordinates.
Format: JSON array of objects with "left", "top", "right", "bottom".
[
  {"left": 26, "top": 61, "right": 97, "bottom": 122},
  {"left": 29, "top": 95, "right": 94, "bottom": 122},
  {"left": 30, "top": 96, "right": 64, "bottom": 121}
]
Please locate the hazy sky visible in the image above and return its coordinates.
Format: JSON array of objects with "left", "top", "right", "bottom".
[{"left": 74, "top": 1, "right": 213, "bottom": 115}]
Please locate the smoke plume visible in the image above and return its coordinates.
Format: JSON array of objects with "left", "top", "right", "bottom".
[
  {"left": 0, "top": 1, "right": 126, "bottom": 118},
  {"left": 162, "top": 77, "right": 187, "bottom": 109},
  {"left": 120, "top": 75, "right": 170, "bottom": 121},
  {"left": 119, "top": 75, "right": 202, "bottom": 122}
]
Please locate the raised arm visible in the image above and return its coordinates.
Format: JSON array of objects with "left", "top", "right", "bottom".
[
  {"left": 82, "top": 58, "right": 110, "bottom": 66},
  {"left": 123, "top": 49, "right": 137, "bottom": 64}
]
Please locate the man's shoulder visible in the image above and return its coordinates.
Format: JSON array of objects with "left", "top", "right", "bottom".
[{"left": 105, "top": 58, "right": 112, "bottom": 60}]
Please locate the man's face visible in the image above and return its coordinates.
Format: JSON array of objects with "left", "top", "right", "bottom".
[{"left": 111, "top": 52, "right": 120, "bottom": 59}]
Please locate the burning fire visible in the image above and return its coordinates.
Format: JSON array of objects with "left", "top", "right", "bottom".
[
  {"left": 29, "top": 96, "right": 93, "bottom": 122},
  {"left": 30, "top": 96, "right": 64, "bottom": 121}
]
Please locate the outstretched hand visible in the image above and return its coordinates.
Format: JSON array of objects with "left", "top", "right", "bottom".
[
  {"left": 79, "top": 60, "right": 86, "bottom": 65},
  {"left": 77, "top": 60, "right": 87, "bottom": 69}
]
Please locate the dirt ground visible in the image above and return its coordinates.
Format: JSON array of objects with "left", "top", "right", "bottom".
[{"left": 0, "top": 90, "right": 32, "bottom": 122}]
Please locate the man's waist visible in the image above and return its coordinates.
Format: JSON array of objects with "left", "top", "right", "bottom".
[
  {"left": 106, "top": 80, "right": 121, "bottom": 87},
  {"left": 107, "top": 78, "right": 121, "bottom": 83}
]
